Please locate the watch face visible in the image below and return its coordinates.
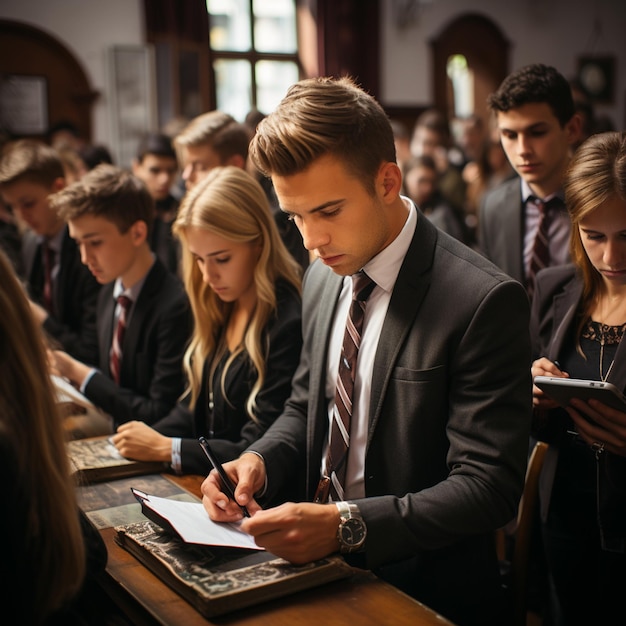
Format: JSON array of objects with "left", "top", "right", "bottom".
[{"left": 340, "top": 517, "right": 366, "bottom": 547}]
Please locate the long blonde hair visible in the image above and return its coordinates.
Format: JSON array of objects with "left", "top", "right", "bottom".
[
  {"left": 0, "top": 250, "right": 85, "bottom": 622},
  {"left": 173, "top": 166, "right": 301, "bottom": 417}
]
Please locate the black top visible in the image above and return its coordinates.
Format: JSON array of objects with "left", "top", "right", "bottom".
[{"left": 153, "top": 281, "right": 303, "bottom": 476}]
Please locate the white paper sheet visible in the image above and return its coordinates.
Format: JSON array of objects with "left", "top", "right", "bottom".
[{"left": 135, "top": 491, "right": 262, "bottom": 550}]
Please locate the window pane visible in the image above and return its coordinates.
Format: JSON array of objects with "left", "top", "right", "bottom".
[
  {"left": 207, "top": 0, "right": 251, "bottom": 52},
  {"left": 255, "top": 60, "right": 299, "bottom": 115},
  {"left": 253, "top": 0, "right": 297, "bottom": 53},
  {"left": 214, "top": 59, "right": 252, "bottom": 121}
]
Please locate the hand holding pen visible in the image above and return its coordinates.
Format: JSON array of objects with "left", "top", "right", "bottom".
[{"left": 199, "top": 437, "right": 250, "bottom": 517}]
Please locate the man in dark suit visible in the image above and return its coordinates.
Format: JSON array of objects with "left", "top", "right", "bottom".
[
  {"left": 200, "top": 77, "right": 532, "bottom": 626},
  {"left": 49, "top": 164, "right": 192, "bottom": 429},
  {"left": 479, "top": 64, "right": 581, "bottom": 295},
  {"left": 0, "top": 139, "right": 101, "bottom": 364}
]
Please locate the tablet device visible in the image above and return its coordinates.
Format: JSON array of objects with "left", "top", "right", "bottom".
[{"left": 534, "top": 376, "right": 626, "bottom": 413}]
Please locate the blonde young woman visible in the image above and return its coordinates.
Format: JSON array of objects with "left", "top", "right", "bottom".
[
  {"left": 531, "top": 131, "right": 626, "bottom": 625},
  {"left": 0, "top": 250, "right": 106, "bottom": 624},
  {"left": 112, "top": 166, "right": 302, "bottom": 477}
]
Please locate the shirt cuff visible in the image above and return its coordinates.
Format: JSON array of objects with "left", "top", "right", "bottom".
[
  {"left": 79, "top": 368, "right": 98, "bottom": 394},
  {"left": 171, "top": 437, "right": 182, "bottom": 474}
]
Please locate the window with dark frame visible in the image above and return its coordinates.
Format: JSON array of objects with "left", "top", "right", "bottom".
[{"left": 207, "top": 0, "right": 301, "bottom": 121}]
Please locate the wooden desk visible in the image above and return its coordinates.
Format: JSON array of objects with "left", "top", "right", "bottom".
[{"left": 84, "top": 474, "right": 454, "bottom": 626}]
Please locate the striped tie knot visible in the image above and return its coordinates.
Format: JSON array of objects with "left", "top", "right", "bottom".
[{"left": 352, "top": 271, "right": 376, "bottom": 302}]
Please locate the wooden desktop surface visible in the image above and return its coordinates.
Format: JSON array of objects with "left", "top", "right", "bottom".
[{"left": 89, "top": 473, "right": 455, "bottom": 626}]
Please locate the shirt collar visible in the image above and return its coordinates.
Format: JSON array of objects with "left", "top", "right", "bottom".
[
  {"left": 360, "top": 196, "right": 417, "bottom": 294},
  {"left": 39, "top": 226, "right": 65, "bottom": 255},
  {"left": 521, "top": 179, "right": 564, "bottom": 205},
  {"left": 112, "top": 255, "right": 156, "bottom": 302}
]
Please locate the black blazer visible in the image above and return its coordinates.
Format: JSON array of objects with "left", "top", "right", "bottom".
[
  {"left": 153, "top": 281, "right": 302, "bottom": 476},
  {"left": 530, "top": 263, "right": 626, "bottom": 546},
  {"left": 251, "top": 213, "right": 532, "bottom": 625},
  {"left": 84, "top": 259, "right": 192, "bottom": 426},
  {"left": 24, "top": 226, "right": 100, "bottom": 364}
]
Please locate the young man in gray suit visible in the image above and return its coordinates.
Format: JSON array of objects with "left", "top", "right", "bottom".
[
  {"left": 201, "top": 77, "right": 532, "bottom": 626},
  {"left": 479, "top": 64, "right": 581, "bottom": 297}
]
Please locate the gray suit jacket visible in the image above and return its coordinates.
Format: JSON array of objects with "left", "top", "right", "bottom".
[
  {"left": 479, "top": 176, "right": 524, "bottom": 282},
  {"left": 250, "top": 212, "right": 532, "bottom": 623}
]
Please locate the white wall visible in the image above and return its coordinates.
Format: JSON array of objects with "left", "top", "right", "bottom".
[
  {"left": 1, "top": 0, "right": 144, "bottom": 150},
  {"left": 1, "top": 0, "right": 624, "bottom": 148},
  {"left": 380, "top": 0, "right": 626, "bottom": 129}
]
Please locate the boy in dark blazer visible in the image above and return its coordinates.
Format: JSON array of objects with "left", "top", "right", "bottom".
[
  {"left": 49, "top": 164, "right": 192, "bottom": 429},
  {"left": 200, "top": 77, "right": 533, "bottom": 626},
  {"left": 478, "top": 64, "right": 581, "bottom": 297},
  {"left": 0, "top": 139, "right": 100, "bottom": 363}
]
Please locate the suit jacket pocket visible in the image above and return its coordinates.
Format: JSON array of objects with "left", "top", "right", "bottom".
[{"left": 390, "top": 364, "right": 444, "bottom": 382}]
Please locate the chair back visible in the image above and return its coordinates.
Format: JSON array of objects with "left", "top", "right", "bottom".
[{"left": 510, "top": 440, "right": 549, "bottom": 626}]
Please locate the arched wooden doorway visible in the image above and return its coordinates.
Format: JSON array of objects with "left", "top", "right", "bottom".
[
  {"left": 0, "top": 19, "right": 98, "bottom": 142},
  {"left": 430, "top": 13, "right": 509, "bottom": 127}
]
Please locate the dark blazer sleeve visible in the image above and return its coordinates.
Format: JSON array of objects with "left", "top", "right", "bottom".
[
  {"left": 84, "top": 264, "right": 192, "bottom": 426},
  {"left": 170, "top": 284, "right": 303, "bottom": 476},
  {"left": 41, "top": 230, "right": 100, "bottom": 364}
]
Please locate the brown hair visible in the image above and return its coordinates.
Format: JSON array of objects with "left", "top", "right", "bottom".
[
  {"left": 249, "top": 76, "right": 396, "bottom": 195},
  {"left": 174, "top": 110, "right": 250, "bottom": 164},
  {"left": 0, "top": 249, "right": 86, "bottom": 621},
  {"left": 50, "top": 163, "right": 154, "bottom": 234},
  {"left": 0, "top": 138, "right": 64, "bottom": 187}
]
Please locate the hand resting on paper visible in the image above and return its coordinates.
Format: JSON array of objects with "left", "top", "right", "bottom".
[{"left": 201, "top": 453, "right": 341, "bottom": 564}]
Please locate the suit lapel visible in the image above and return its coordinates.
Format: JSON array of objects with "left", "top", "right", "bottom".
[
  {"left": 122, "top": 260, "right": 164, "bottom": 365},
  {"left": 547, "top": 279, "right": 582, "bottom": 362},
  {"left": 367, "top": 214, "right": 435, "bottom": 446},
  {"left": 308, "top": 269, "right": 343, "bottom": 459},
  {"left": 505, "top": 182, "right": 524, "bottom": 282},
  {"left": 98, "top": 284, "right": 116, "bottom": 372}
]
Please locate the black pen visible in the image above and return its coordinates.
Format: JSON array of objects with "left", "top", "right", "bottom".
[{"left": 198, "top": 437, "right": 250, "bottom": 517}]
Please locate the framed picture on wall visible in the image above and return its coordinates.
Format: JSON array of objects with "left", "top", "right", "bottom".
[
  {"left": 107, "top": 45, "right": 156, "bottom": 168},
  {"left": 0, "top": 74, "right": 48, "bottom": 135},
  {"left": 577, "top": 56, "right": 616, "bottom": 104}
]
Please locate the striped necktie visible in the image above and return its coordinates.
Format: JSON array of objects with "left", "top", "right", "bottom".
[
  {"left": 109, "top": 295, "right": 132, "bottom": 384},
  {"left": 527, "top": 197, "right": 561, "bottom": 299},
  {"left": 42, "top": 242, "right": 55, "bottom": 315},
  {"left": 325, "top": 271, "right": 376, "bottom": 502}
]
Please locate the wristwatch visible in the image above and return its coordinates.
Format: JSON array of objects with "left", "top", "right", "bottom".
[{"left": 335, "top": 501, "right": 367, "bottom": 553}]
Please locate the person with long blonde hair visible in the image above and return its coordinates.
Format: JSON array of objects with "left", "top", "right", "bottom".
[
  {"left": 0, "top": 249, "right": 105, "bottom": 624},
  {"left": 113, "top": 166, "right": 302, "bottom": 477}
]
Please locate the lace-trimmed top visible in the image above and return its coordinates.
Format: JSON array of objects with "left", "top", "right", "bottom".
[{"left": 581, "top": 319, "right": 626, "bottom": 345}]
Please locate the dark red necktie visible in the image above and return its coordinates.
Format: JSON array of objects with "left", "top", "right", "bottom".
[
  {"left": 109, "top": 295, "right": 132, "bottom": 384},
  {"left": 527, "top": 197, "right": 561, "bottom": 299},
  {"left": 325, "top": 271, "right": 376, "bottom": 502},
  {"left": 42, "top": 242, "right": 55, "bottom": 315}
]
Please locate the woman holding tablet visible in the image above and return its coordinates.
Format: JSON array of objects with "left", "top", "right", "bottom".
[{"left": 530, "top": 131, "right": 626, "bottom": 625}]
